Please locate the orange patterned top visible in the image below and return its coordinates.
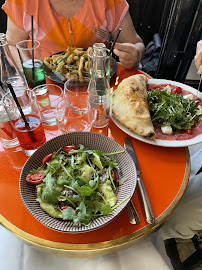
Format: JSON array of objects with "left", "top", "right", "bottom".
[{"left": 2, "top": 0, "right": 128, "bottom": 59}]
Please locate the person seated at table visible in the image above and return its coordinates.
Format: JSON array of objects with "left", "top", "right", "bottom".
[
  {"left": 160, "top": 41, "right": 202, "bottom": 240},
  {"left": 1, "top": 0, "right": 145, "bottom": 70}
]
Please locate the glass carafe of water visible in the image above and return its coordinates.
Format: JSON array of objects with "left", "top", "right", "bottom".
[
  {"left": 0, "top": 33, "right": 28, "bottom": 93},
  {"left": 87, "top": 48, "right": 110, "bottom": 128}
]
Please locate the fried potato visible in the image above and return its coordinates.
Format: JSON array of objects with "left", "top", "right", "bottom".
[
  {"left": 56, "top": 61, "right": 65, "bottom": 72},
  {"left": 44, "top": 46, "right": 92, "bottom": 82},
  {"left": 44, "top": 57, "right": 56, "bottom": 70}
]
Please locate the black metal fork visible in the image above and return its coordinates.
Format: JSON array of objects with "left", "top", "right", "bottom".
[{"left": 93, "top": 27, "right": 114, "bottom": 44}]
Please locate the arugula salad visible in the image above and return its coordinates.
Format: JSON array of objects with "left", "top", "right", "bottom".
[
  {"left": 147, "top": 85, "right": 200, "bottom": 135},
  {"left": 26, "top": 144, "right": 127, "bottom": 226}
]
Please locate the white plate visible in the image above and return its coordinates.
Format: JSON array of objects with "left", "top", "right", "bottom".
[{"left": 111, "top": 79, "right": 202, "bottom": 147}]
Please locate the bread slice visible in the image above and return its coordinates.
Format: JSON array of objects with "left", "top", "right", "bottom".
[{"left": 112, "top": 74, "right": 156, "bottom": 139}]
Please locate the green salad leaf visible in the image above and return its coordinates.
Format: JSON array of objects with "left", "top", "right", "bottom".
[
  {"left": 148, "top": 89, "right": 199, "bottom": 131},
  {"left": 73, "top": 202, "right": 93, "bottom": 226},
  {"left": 30, "top": 144, "right": 127, "bottom": 226},
  {"left": 62, "top": 206, "right": 77, "bottom": 220},
  {"left": 41, "top": 173, "right": 60, "bottom": 204},
  {"left": 93, "top": 201, "right": 112, "bottom": 216}
]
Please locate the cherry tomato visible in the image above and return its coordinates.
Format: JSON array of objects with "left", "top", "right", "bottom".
[
  {"left": 26, "top": 172, "right": 45, "bottom": 184},
  {"left": 111, "top": 169, "right": 117, "bottom": 181},
  {"left": 63, "top": 145, "right": 77, "bottom": 153},
  {"left": 173, "top": 87, "right": 182, "bottom": 94},
  {"left": 185, "top": 129, "right": 193, "bottom": 135},
  {"left": 42, "top": 153, "right": 53, "bottom": 165},
  {"left": 61, "top": 206, "right": 68, "bottom": 210}
]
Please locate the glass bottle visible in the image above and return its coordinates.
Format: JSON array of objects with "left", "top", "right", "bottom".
[
  {"left": 88, "top": 43, "right": 111, "bottom": 82},
  {"left": 0, "top": 33, "right": 28, "bottom": 94},
  {"left": 93, "top": 43, "right": 106, "bottom": 50},
  {"left": 87, "top": 49, "right": 110, "bottom": 128}
]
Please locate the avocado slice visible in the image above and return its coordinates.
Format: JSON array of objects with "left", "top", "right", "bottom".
[
  {"left": 98, "top": 180, "right": 117, "bottom": 207},
  {"left": 92, "top": 153, "right": 103, "bottom": 170},
  {"left": 80, "top": 164, "right": 96, "bottom": 183}
]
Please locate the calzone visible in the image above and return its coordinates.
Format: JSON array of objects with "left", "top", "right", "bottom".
[{"left": 112, "top": 74, "right": 156, "bottom": 139}]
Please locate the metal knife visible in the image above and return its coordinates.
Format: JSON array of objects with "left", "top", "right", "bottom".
[{"left": 124, "top": 137, "right": 155, "bottom": 224}]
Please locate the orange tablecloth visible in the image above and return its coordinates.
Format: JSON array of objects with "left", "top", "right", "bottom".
[{"left": 0, "top": 66, "right": 190, "bottom": 257}]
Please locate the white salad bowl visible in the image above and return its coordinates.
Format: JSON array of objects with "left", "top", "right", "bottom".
[{"left": 19, "top": 132, "right": 137, "bottom": 233}]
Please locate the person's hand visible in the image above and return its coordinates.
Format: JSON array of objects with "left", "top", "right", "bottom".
[
  {"left": 113, "top": 42, "right": 142, "bottom": 70},
  {"left": 194, "top": 40, "right": 202, "bottom": 74}
]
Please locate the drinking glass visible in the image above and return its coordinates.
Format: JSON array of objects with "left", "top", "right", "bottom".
[
  {"left": 88, "top": 90, "right": 110, "bottom": 128},
  {"left": 16, "top": 40, "right": 46, "bottom": 89},
  {"left": 64, "top": 77, "right": 89, "bottom": 101},
  {"left": 88, "top": 47, "right": 111, "bottom": 82},
  {"left": 3, "top": 89, "right": 46, "bottom": 156},
  {"left": 0, "top": 92, "right": 19, "bottom": 148},
  {"left": 56, "top": 98, "right": 91, "bottom": 133},
  {"left": 33, "top": 84, "right": 64, "bottom": 126}
]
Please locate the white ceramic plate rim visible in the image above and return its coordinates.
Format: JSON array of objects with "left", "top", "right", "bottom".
[{"left": 111, "top": 79, "right": 202, "bottom": 147}]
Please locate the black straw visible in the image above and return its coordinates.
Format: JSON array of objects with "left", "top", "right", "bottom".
[
  {"left": 7, "top": 83, "right": 37, "bottom": 142},
  {"left": 7, "top": 83, "right": 30, "bottom": 130},
  {"left": 108, "top": 28, "right": 122, "bottom": 55},
  {"left": 31, "top": 14, "right": 35, "bottom": 86}
]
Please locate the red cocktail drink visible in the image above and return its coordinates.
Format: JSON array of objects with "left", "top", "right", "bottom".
[
  {"left": 3, "top": 88, "right": 46, "bottom": 156},
  {"left": 14, "top": 115, "right": 46, "bottom": 150}
]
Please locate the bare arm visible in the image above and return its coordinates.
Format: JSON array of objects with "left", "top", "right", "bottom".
[
  {"left": 112, "top": 11, "right": 145, "bottom": 69},
  {"left": 6, "top": 18, "right": 29, "bottom": 68},
  {"left": 195, "top": 40, "right": 202, "bottom": 75}
]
